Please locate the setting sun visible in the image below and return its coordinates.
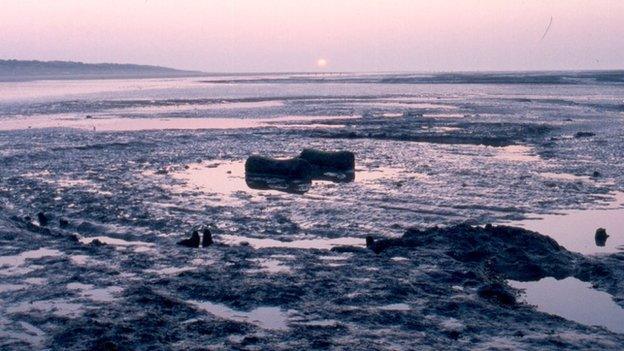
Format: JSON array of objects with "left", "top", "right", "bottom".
[{"left": 316, "top": 58, "right": 328, "bottom": 68}]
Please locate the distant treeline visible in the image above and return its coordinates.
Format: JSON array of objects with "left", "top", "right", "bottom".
[{"left": 0, "top": 59, "right": 205, "bottom": 81}]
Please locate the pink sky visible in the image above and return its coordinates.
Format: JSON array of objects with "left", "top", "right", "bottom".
[{"left": 0, "top": 0, "right": 622, "bottom": 72}]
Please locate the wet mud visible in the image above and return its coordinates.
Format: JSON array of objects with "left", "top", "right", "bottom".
[{"left": 2, "top": 77, "right": 624, "bottom": 349}]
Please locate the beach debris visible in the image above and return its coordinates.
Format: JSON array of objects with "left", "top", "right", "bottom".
[
  {"left": 245, "top": 149, "right": 355, "bottom": 184},
  {"left": 595, "top": 228, "right": 609, "bottom": 247},
  {"left": 592, "top": 171, "right": 602, "bottom": 178},
  {"left": 177, "top": 231, "right": 200, "bottom": 248},
  {"left": 299, "top": 149, "right": 355, "bottom": 172},
  {"left": 37, "top": 211, "right": 48, "bottom": 226},
  {"left": 202, "top": 228, "right": 213, "bottom": 247}
]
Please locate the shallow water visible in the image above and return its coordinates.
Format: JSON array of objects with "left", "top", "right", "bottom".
[
  {"left": 78, "top": 236, "right": 155, "bottom": 252},
  {"left": 189, "top": 300, "right": 290, "bottom": 331},
  {"left": 510, "top": 277, "right": 624, "bottom": 334},
  {"left": 514, "top": 192, "right": 624, "bottom": 254},
  {"left": 0, "top": 248, "right": 63, "bottom": 274},
  {"left": 0, "top": 114, "right": 355, "bottom": 132},
  {"left": 169, "top": 159, "right": 414, "bottom": 201},
  {"left": 219, "top": 234, "right": 364, "bottom": 250}
]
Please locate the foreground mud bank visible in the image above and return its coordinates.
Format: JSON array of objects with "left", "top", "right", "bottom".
[{"left": 2, "top": 211, "right": 624, "bottom": 350}]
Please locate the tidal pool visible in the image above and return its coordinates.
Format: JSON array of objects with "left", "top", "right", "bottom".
[
  {"left": 510, "top": 277, "right": 624, "bottom": 334},
  {"left": 513, "top": 192, "right": 624, "bottom": 254},
  {"left": 188, "top": 300, "right": 290, "bottom": 331},
  {"left": 219, "top": 234, "right": 364, "bottom": 250}
]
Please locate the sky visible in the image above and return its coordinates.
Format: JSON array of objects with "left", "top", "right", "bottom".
[{"left": 0, "top": 0, "right": 622, "bottom": 72}]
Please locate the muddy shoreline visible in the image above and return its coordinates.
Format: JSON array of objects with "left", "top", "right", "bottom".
[{"left": 2, "top": 78, "right": 624, "bottom": 350}]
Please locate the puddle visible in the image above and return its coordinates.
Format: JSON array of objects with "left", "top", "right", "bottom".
[
  {"left": 378, "top": 303, "right": 411, "bottom": 311},
  {"left": 0, "top": 284, "right": 27, "bottom": 293},
  {"left": 0, "top": 248, "right": 63, "bottom": 275},
  {"left": 220, "top": 234, "right": 364, "bottom": 250},
  {"left": 0, "top": 321, "right": 46, "bottom": 349},
  {"left": 512, "top": 192, "right": 624, "bottom": 254},
  {"left": 539, "top": 172, "right": 591, "bottom": 182},
  {"left": 510, "top": 277, "right": 624, "bottom": 334},
  {"left": 78, "top": 236, "right": 155, "bottom": 252},
  {"left": 173, "top": 161, "right": 249, "bottom": 196},
  {"left": 426, "top": 126, "right": 462, "bottom": 133},
  {"left": 318, "top": 254, "right": 352, "bottom": 261},
  {"left": 170, "top": 160, "right": 396, "bottom": 199},
  {"left": 66, "top": 283, "right": 123, "bottom": 303},
  {"left": 7, "top": 299, "right": 84, "bottom": 318},
  {"left": 170, "top": 161, "right": 310, "bottom": 201},
  {"left": 70, "top": 255, "right": 89, "bottom": 265},
  {"left": 246, "top": 258, "right": 292, "bottom": 274},
  {"left": 189, "top": 300, "right": 290, "bottom": 330},
  {"left": 297, "top": 319, "right": 339, "bottom": 327},
  {"left": 145, "top": 266, "right": 197, "bottom": 276},
  {"left": 111, "top": 100, "right": 285, "bottom": 114},
  {"left": 494, "top": 145, "right": 540, "bottom": 162}
]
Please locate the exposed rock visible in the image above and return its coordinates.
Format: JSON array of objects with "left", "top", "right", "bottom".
[
  {"left": 245, "top": 155, "right": 313, "bottom": 180},
  {"left": 299, "top": 149, "right": 355, "bottom": 172},
  {"left": 477, "top": 283, "right": 516, "bottom": 306},
  {"left": 330, "top": 245, "right": 368, "bottom": 253},
  {"left": 369, "top": 224, "right": 581, "bottom": 281},
  {"left": 177, "top": 231, "right": 200, "bottom": 248},
  {"left": 90, "top": 239, "right": 105, "bottom": 246},
  {"left": 244, "top": 150, "right": 355, "bottom": 193}
]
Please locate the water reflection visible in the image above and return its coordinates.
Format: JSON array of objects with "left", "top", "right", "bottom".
[
  {"left": 510, "top": 277, "right": 624, "bottom": 334},
  {"left": 188, "top": 300, "right": 290, "bottom": 330},
  {"left": 513, "top": 192, "right": 624, "bottom": 254},
  {"left": 244, "top": 175, "right": 311, "bottom": 195}
]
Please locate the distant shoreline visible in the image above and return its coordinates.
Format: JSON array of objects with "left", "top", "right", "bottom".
[
  {"left": 0, "top": 72, "right": 207, "bottom": 83},
  {"left": 0, "top": 59, "right": 206, "bottom": 82}
]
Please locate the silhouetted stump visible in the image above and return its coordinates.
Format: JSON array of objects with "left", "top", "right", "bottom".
[
  {"left": 37, "top": 212, "right": 48, "bottom": 226},
  {"left": 299, "top": 149, "right": 355, "bottom": 172},
  {"left": 202, "top": 228, "right": 213, "bottom": 247},
  {"left": 595, "top": 228, "right": 609, "bottom": 247},
  {"left": 177, "top": 231, "right": 200, "bottom": 248},
  {"left": 59, "top": 218, "right": 70, "bottom": 228}
]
